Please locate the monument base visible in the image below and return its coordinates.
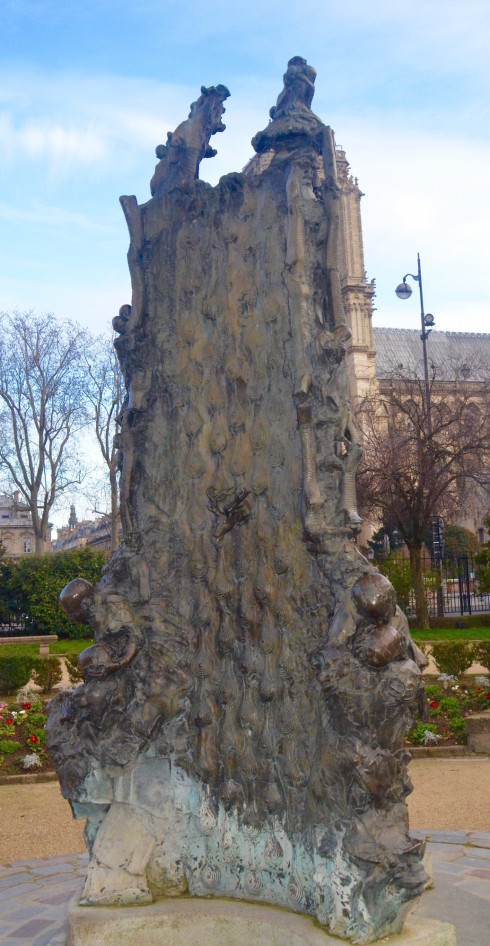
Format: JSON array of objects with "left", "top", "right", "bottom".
[{"left": 66, "top": 894, "right": 456, "bottom": 946}]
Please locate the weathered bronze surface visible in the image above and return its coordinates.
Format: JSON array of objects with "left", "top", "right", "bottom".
[{"left": 47, "top": 58, "right": 428, "bottom": 944}]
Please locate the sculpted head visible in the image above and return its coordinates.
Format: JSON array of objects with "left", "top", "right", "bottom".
[{"left": 190, "top": 84, "right": 230, "bottom": 135}]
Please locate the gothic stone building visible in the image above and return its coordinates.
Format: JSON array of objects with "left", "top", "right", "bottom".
[{"left": 334, "top": 149, "right": 490, "bottom": 544}]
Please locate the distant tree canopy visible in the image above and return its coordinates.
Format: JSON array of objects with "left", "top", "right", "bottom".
[
  {"left": 357, "top": 357, "right": 490, "bottom": 627},
  {"left": 85, "top": 335, "right": 124, "bottom": 553},
  {"left": 442, "top": 523, "right": 481, "bottom": 560},
  {"left": 367, "top": 526, "right": 404, "bottom": 560},
  {"left": 476, "top": 515, "right": 490, "bottom": 595},
  {"left": 0, "top": 548, "right": 106, "bottom": 637},
  {"left": 0, "top": 311, "right": 92, "bottom": 553}
]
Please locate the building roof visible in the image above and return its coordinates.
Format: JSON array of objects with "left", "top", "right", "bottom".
[{"left": 373, "top": 328, "right": 490, "bottom": 382}]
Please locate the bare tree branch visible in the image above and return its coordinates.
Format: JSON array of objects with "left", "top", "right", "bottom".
[
  {"left": 84, "top": 336, "right": 124, "bottom": 552},
  {"left": 0, "top": 310, "right": 92, "bottom": 553},
  {"left": 357, "top": 354, "right": 490, "bottom": 627}
]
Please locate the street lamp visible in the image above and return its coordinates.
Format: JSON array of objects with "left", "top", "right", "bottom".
[
  {"left": 395, "top": 252, "right": 435, "bottom": 439},
  {"left": 395, "top": 253, "right": 444, "bottom": 613}
]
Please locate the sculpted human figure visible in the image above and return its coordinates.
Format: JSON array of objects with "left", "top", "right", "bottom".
[
  {"left": 150, "top": 84, "right": 230, "bottom": 197},
  {"left": 269, "top": 55, "right": 317, "bottom": 118}
]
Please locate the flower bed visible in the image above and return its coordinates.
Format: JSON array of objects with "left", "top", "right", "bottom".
[
  {"left": 0, "top": 695, "right": 51, "bottom": 776},
  {"left": 405, "top": 674, "right": 490, "bottom": 747},
  {"left": 1, "top": 674, "right": 489, "bottom": 777}
]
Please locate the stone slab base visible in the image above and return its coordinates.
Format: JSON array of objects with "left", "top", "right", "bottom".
[{"left": 66, "top": 894, "right": 456, "bottom": 946}]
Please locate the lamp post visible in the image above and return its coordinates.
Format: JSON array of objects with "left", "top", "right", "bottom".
[
  {"left": 395, "top": 253, "right": 444, "bottom": 615},
  {"left": 395, "top": 252, "right": 435, "bottom": 438}
]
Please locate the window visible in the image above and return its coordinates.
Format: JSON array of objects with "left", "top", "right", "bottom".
[{"left": 24, "top": 539, "right": 31, "bottom": 553}]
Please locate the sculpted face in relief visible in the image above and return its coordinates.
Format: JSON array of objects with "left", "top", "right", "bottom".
[{"left": 46, "top": 58, "right": 429, "bottom": 945}]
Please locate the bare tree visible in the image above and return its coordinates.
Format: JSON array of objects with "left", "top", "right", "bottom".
[
  {"left": 357, "top": 356, "right": 490, "bottom": 627},
  {"left": 86, "top": 336, "right": 124, "bottom": 552},
  {"left": 0, "top": 311, "right": 91, "bottom": 553}
]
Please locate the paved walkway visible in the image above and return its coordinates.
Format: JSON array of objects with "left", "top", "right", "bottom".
[{"left": 0, "top": 832, "right": 488, "bottom": 946}]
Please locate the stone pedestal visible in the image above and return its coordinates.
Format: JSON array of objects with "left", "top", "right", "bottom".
[
  {"left": 465, "top": 712, "right": 490, "bottom": 754},
  {"left": 66, "top": 896, "right": 456, "bottom": 946}
]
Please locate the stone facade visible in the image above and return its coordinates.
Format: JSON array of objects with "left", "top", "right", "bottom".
[
  {"left": 0, "top": 492, "right": 39, "bottom": 558},
  {"left": 53, "top": 506, "right": 121, "bottom": 553},
  {"left": 336, "top": 150, "right": 376, "bottom": 407}
]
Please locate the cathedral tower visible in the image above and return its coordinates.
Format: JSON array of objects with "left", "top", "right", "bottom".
[{"left": 336, "top": 148, "right": 376, "bottom": 404}]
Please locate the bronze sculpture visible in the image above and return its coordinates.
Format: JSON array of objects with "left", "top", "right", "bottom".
[{"left": 47, "top": 58, "right": 428, "bottom": 944}]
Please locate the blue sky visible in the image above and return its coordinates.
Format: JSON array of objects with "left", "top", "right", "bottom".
[{"left": 1, "top": 0, "right": 489, "bottom": 340}]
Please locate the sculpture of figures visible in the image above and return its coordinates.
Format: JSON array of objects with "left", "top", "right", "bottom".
[
  {"left": 269, "top": 55, "right": 317, "bottom": 118},
  {"left": 46, "top": 61, "right": 431, "bottom": 945},
  {"left": 150, "top": 84, "right": 230, "bottom": 197}
]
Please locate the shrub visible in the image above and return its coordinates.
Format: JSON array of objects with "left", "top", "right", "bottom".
[
  {"left": 425, "top": 684, "right": 443, "bottom": 700},
  {"left": 26, "top": 712, "right": 46, "bottom": 728},
  {"left": 472, "top": 641, "right": 490, "bottom": 673},
  {"left": 420, "top": 615, "right": 490, "bottom": 630},
  {"left": 0, "top": 548, "right": 106, "bottom": 638},
  {"left": 64, "top": 653, "right": 83, "bottom": 684},
  {"left": 0, "top": 739, "right": 21, "bottom": 754},
  {"left": 0, "top": 655, "right": 37, "bottom": 695},
  {"left": 431, "top": 641, "right": 474, "bottom": 677},
  {"left": 438, "top": 697, "right": 461, "bottom": 717},
  {"left": 379, "top": 554, "right": 412, "bottom": 612},
  {"left": 31, "top": 657, "right": 62, "bottom": 694},
  {"left": 448, "top": 717, "right": 466, "bottom": 739},
  {"left": 410, "top": 722, "right": 438, "bottom": 745}
]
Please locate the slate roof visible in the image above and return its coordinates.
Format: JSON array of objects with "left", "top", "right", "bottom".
[{"left": 373, "top": 328, "right": 490, "bottom": 382}]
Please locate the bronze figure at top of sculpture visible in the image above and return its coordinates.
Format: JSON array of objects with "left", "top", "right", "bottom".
[
  {"left": 252, "top": 55, "right": 324, "bottom": 154},
  {"left": 150, "top": 83, "right": 230, "bottom": 197},
  {"left": 270, "top": 55, "right": 317, "bottom": 118}
]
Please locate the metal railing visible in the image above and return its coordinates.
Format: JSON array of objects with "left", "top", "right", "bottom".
[{"left": 417, "top": 553, "right": 490, "bottom": 617}]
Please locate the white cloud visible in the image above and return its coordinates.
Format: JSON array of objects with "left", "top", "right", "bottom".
[{"left": 0, "top": 71, "right": 195, "bottom": 178}]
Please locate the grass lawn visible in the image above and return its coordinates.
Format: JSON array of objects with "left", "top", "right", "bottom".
[
  {"left": 0, "top": 639, "right": 92, "bottom": 659},
  {"left": 2, "top": 630, "right": 490, "bottom": 650},
  {"left": 411, "top": 627, "right": 490, "bottom": 642}
]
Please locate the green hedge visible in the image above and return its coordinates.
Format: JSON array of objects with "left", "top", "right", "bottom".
[
  {"left": 31, "top": 656, "right": 63, "bottom": 694},
  {"left": 425, "top": 614, "right": 490, "bottom": 630},
  {"left": 0, "top": 548, "right": 105, "bottom": 638},
  {"left": 472, "top": 641, "right": 490, "bottom": 673},
  {"left": 0, "top": 654, "right": 39, "bottom": 695},
  {"left": 431, "top": 641, "right": 475, "bottom": 677},
  {"left": 0, "top": 653, "right": 66, "bottom": 695}
]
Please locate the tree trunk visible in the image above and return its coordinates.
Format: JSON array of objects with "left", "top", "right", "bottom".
[
  {"left": 109, "top": 464, "right": 119, "bottom": 553},
  {"left": 34, "top": 532, "right": 49, "bottom": 555},
  {"left": 409, "top": 544, "right": 429, "bottom": 629}
]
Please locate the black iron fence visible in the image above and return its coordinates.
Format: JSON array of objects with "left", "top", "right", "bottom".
[
  {"left": 0, "top": 612, "right": 28, "bottom": 636},
  {"left": 416, "top": 553, "right": 490, "bottom": 617}
]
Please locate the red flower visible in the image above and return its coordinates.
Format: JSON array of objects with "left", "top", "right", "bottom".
[
  {"left": 430, "top": 701, "right": 439, "bottom": 709},
  {"left": 29, "top": 734, "right": 39, "bottom": 744},
  {"left": 484, "top": 693, "right": 490, "bottom": 700},
  {"left": 6, "top": 718, "right": 14, "bottom": 725},
  {"left": 22, "top": 703, "right": 31, "bottom": 710}
]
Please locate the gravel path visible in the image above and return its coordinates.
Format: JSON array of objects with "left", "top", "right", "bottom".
[{"left": 0, "top": 758, "right": 489, "bottom": 865}]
